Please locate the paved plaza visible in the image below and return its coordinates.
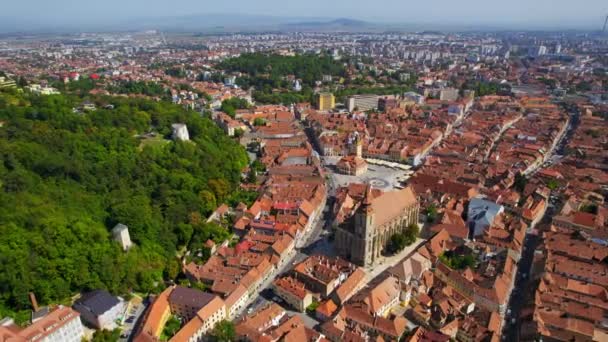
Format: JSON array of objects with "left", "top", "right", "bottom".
[{"left": 323, "top": 156, "right": 412, "bottom": 191}]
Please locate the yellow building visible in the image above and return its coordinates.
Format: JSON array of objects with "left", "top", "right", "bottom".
[{"left": 317, "top": 92, "right": 335, "bottom": 111}]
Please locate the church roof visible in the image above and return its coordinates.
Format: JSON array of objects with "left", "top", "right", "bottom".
[{"left": 368, "top": 186, "right": 418, "bottom": 228}]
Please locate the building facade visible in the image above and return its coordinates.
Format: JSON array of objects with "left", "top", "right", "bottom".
[
  {"left": 337, "top": 134, "right": 367, "bottom": 176},
  {"left": 272, "top": 276, "right": 313, "bottom": 312},
  {"left": 0, "top": 306, "right": 84, "bottom": 342},
  {"left": 335, "top": 185, "right": 419, "bottom": 266},
  {"left": 317, "top": 93, "right": 335, "bottom": 111},
  {"left": 346, "top": 94, "right": 379, "bottom": 112},
  {"left": 73, "top": 290, "right": 124, "bottom": 330}
]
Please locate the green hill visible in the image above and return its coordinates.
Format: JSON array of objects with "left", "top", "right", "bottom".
[{"left": 0, "top": 90, "right": 247, "bottom": 320}]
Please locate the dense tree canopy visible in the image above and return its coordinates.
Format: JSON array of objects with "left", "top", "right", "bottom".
[
  {"left": 439, "top": 251, "right": 475, "bottom": 270},
  {"left": 0, "top": 90, "right": 248, "bottom": 319},
  {"left": 252, "top": 89, "right": 313, "bottom": 106},
  {"left": 387, "top": 224, "right": 419, "bottom": 254},
  {"left": 218, "top": 53, "right": 346, "bottom": 87},
  {"left": 165, "top": 67, "right": 187, "bottom": 78},
  {"left": 107, "top": 80, "right": 169, "bottom": 97},
  {"left": 220, "top": 97, "right": 250, "bottom": 118},
  {"left": 210, "top": 320, "right": 236, "bottom": 342},
  {"left": 461, "top": 80, "right": 509, "bottom": 97},
  {"left": 91, "top": 329, "right": 121, "bottom": 342}
]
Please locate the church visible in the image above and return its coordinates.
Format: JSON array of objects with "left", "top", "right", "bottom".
[{"left": 334, "top": 184, "right": 419, "bottom": 266}]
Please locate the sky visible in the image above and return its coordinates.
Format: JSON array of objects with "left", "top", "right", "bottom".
[{"left": 2, "top": 0, "right": 608, "bottom": 32}]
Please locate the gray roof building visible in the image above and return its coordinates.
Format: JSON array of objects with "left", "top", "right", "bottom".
[
  {"left": 467, "top": 198, "right": 504, "bottom": 238},
  {"left": 73, "top": 290, "right": 123, "bottom": 329}
]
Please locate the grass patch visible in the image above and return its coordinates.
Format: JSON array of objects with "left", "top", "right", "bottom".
[{"left": 138, "top": 135, "right": 170, "bottom": 150}]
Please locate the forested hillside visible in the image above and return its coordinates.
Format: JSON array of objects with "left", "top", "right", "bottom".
[{"left": 0, "top": 90, "right": 248, "bottom": 320}]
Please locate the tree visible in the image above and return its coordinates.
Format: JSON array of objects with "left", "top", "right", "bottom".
[
  {"left": 17, "top": 77, "right": 28, "bottom": 88},
  {"left": 306, "top": 301, "right": 320, "bottom": 315},
  {"left": 208, "top": 179, "right": 230, "bottom": 202},
  {"left": 226, "top": 190, "right": 259, "bottom": 207},
  {"left": 250, "top": 159, "right": 266, "bottom": 173},
  {"left": 246, "top": 168, "right": 257, "bottom": 184},
  {"left": 233, "top": 128, "right": 244, "bottom": 138},
  {"left": 161, "top": 315, "right": 181, "bottom": 340},
  {"left": 210, "top": 320, "right": 235, "bottom": 342},
  {"left": 388, "top": 223, "right": 419, "bottom": 254},
  {"left": 253, "top": 117, "right": 266, "bottom": 126},
  {"left": 217, "top": 53, "right": 346, "bottom": 88},
  {"left": 0, "top": 91, "right": 248, "bottom": 318},
  {"left": 198, "top": 190, "right": 217, "bottom": 216},
  {"left": 404, "top": 223, "right": 420, "bottom": 245},
  {"left": 439, "top": 252, "right": 475, "bottom": 270},
  {"left": 580, "top": 203, "right": 599, "bottom": 215},
  {"left": 91, "top": 329, "right": 121, "bottom": 342},
  {"left": 575, "top": 81, "right": 592, "bottom": 92},
  {"left": 546, "top": 179, "right": 559, "bottom": 191},
  {"left": 425, "top": 204, "right": 438, "bottom": 223},
  {"left": 107, "top": 81, "right": 168, "bottom": 97},
  {"left": 388, "top": 234, "right": 407, "bottom": 254},
  {"left": 514, "top": 173, "right": 528, "bottom": 193},
  {"left": 221, "top": 97, "right": 250, "bottom": 118},
  {"left": 461, "top": 80, "right": 504, "bottom": 97},
  {"left": 585, "top": 129, "right": 600, "bottom": 138},
  {"left": 164, "top": 257, "right": 182, "bottom": 281},
  {"left": 165, "top": 67, "right": 187, "bottom": 78}
]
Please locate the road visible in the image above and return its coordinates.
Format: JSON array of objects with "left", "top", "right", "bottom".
[
  {"left": 500, "top": 107, "right": 580, "bottom": 341},
  {"left": 235, "top": 196, "right": 333, "bottom": 319},
  {"left": 121, "top": 296, "right": 148, "bottom": 342},
  {"left": 499, "top": 215, "right": 543, "bottom": 341},
  {"left": 524, "top": 112, "right": 575, "bottom": 177}
]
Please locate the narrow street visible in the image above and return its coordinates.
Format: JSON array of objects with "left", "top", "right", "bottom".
[
  {"left": 500, "top": 227, "right": 541, "bottom": 341},
  {"left": 234, "top": 196, "right": 333, "bottom": 319},
  {"left": 500, "top": 107, "right": 580, "bottom": 341}
]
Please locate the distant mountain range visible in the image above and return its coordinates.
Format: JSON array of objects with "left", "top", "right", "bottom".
[
  {"left": 282, "top": 18, "right": 374, "bottom": 32},
  {"left": 135, "top": 15, "right": 378, "bottom": 33},
  {"left": 0, "top": 14, "right": 382, "bottom": 34},
  {"left": 0, "top": 13, "right": 599, "bottom": 35}
]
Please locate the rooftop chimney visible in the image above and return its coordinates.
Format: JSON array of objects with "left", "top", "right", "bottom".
[{"left": 29, "top": 292, "right": 39, "bottom": 312}]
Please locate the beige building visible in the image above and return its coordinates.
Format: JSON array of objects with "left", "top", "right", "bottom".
[
  {"left": 0, "top": 306, "right": 84, "bottom": 342},
  {"left": 335, "top": 185, "right": 419, "bottom": 266},
  {"left": 272, "top": 276, "right": 313, "bottom": 312},
  {"left": 133, "top": 286, "right": 226, "bottom": 342}
]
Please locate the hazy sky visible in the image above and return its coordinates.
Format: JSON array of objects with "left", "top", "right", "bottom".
[{"left": 3, "top": 0, "right": 608, "bottom": 30}]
